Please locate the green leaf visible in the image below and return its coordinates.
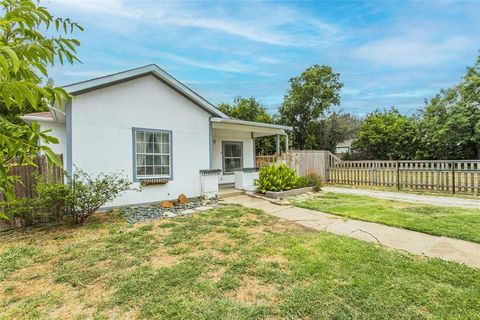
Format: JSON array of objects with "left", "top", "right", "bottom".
[
  {"left": 40, "top": 146, "right": 63, "bottom": 168},
  {"left": 1, "top": 46, "right": 20, "bottom": 73},
  {"left": 0, "top": 211, "right": 8, "bottom": 220}
]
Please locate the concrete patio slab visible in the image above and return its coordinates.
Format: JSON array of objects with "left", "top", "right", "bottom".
[{"left": 223, "top": 194, "right": 480, "bottom": 269}]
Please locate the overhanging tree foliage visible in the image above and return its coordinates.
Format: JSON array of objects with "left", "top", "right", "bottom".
[{"left": 0, "top": 0, "right": 82, "bottom": 209}]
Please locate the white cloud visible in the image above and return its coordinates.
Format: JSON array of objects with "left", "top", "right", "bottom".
[
  {"left": 62, "top": 70, "right": 111, "bottom": 78},
  {"left": 54, "top": 0, "right": 139, "bottom": 18},
  {"left": 353, "top": 34, "right": 472, "bottom": 68},
  {"left": 52, "top": 0, "right": 341, "bottom": 47},
  {"left": 147, "top": 51, "right": 255, "bottom": 74}
]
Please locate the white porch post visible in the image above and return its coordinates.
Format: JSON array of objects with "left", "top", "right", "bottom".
[
  {"left": 251, "top": 132, "right": 256, "bottom": 167},
  {"left": 285, "top": 133, "right": 289, "bottom": 163},
  {"left": 276, "top": 134, "right": 280, "bottom": 156}
]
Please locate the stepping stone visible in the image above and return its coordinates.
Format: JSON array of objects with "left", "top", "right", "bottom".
[
  {"left": 180, "top": 209, "right": 196, "bottom": 215},
  {"left": 164, "top": 211, "right": 176, "bottom": 218}
]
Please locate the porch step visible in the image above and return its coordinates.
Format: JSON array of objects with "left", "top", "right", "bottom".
[
  {"left": 219, "top": 185, "right": 245, "bottom": 199},
  {"left": 220, "top": 191, "right": 245, "bottom": 199}
]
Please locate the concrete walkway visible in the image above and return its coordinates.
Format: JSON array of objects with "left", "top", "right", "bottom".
[
  {"left": 323, "top": 186, "right": 480, "bottom": 209},
  {"left": 222, "top": 194, "right": 480, "bottom": 269}
]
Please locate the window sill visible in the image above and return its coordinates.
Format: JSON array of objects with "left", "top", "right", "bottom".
[{"left": 139, "top": 178, "right": 170, "bottom": 186}]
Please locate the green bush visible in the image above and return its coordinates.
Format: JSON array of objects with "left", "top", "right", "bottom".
[
  {"left": 66, "top": 169, "right": 133, "bottom": 225},
  {"left": 0, "top": 170, "right": 133, "bottom": 226},
  {"left": 256, "top": 163, "right": 298, "bottom": 193},
  {"left": 0, "top": 198, "right": 37, "bottom": 222},
  {"left": 296, "top": 172, "right": 323, "bottom": 191},
  {"left": 36, "top": 177, "right": 70, "bottom": 221}
]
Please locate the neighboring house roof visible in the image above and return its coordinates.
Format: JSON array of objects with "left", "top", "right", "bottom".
[
  {"left": 63, "top": 64, "right": 229, "bottom": 118},
  {"left": 336, "top": 139, "right": 354, "bottom": 148}
]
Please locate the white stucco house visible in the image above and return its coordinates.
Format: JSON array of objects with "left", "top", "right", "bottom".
[{"left": 22, "top": 65, "right": 291, "bottom": 207}]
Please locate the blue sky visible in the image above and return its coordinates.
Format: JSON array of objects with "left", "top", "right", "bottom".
[{"left": 47, "top": 0, "right": 480, "bottom": 116}]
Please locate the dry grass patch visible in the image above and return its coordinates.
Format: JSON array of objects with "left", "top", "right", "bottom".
[
  {"left": 227, "top": 276, "right": 279, "bottom": 306},
  {"left": 149, "top": 247, "right": 182, "bottom": 268}
]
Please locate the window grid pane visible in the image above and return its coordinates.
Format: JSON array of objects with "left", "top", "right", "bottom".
[
  {"left": 135, "top": 130, "right": 171, "bottom": 178},
  {"left": 223, "top": 142, "right": 242, "bottom": 173}
]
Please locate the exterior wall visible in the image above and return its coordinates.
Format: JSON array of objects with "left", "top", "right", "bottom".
[
  {"left": 212, "top": 128, "right": 254, "bottom": 184},
  {"left": 334, "top": 146, "right": 350, "bottom": 154},
  {"left": 70, "top": 75, "right": 211, "bottom": 207},
  {"left": 39, "top": 122, "right": 67, "bottom": 165}
]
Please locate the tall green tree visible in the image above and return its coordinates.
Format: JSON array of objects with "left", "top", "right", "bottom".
[
  {"left": 279, "top": 65, "right": 343, "bottom": 149},
  {"left": 0, "top": 0, "right": 82, "bottom": 206},
  {"left": 218, "top": 97, "right": 276, "bottom": 155},
  {"left": 416, "top": 54, "right": 480, "bottom": 159},
  {"left": 352, "top": 107, "right": 417, "bottom": 160}
]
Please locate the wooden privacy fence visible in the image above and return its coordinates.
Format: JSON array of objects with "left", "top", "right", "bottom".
[
  {"left": 329, "top": 160, "right": 480, "bottom": 195},
  {"left": 288, "top": 150, "right": 339, "bottom": 182},
  {"left": 256, "top": 151, "right": 340, "bottom": 183},
  {"left": 0, "top": 154, "right": 64, "bottom": 202}
]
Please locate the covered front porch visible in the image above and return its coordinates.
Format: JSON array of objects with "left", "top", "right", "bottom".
[{"left": 209, "top": 117, "right": 291, "bottom": 185}]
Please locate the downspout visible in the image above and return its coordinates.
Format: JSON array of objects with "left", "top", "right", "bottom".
[{"left": 65, "top": 100, "right": 73, "bottom": 180}]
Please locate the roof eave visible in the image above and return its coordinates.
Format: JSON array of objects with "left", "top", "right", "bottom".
[{"left": 63, "top": 64, "right": 229, "bottom": 119}]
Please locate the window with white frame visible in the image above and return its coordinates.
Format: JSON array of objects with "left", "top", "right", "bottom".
[
  {"left": 134, "top": 129, "right": 171, "bottom": 179},
  {"left": 223, "top": 141, "right": 242, "bottom": 174}
]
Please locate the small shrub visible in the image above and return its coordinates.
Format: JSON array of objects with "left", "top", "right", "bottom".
[
  {"left": 296, "top": 172, "right": 323, "bottom": 191},
  {"left": 256, "top": 163, "right": 298, "bottom": 193},
  {"left": 0, "top": 198, "right": 38, "bottom": 222},
  {"left": 296, "top": 176, "right": 311, "bottom": 188},
  {"left": 66, "top": 169, "right": 133, "bottom": 225},
  {"left": 36, "top": 177, "right": 70, "bottom": 221}
]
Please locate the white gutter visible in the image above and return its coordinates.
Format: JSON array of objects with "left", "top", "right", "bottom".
[{"left": 21, "top": 115, "right": 56, "bottom": 123}]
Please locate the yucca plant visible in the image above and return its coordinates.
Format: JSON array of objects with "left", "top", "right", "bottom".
[{"left": 256, "top": 163, "right": 298, "bottom": 193}]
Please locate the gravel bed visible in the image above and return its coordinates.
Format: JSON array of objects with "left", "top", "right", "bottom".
[{"left": 121, "top": 197, "right": 218, "bottom": 224}]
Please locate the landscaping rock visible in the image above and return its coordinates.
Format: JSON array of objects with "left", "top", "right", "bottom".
[
  {"left": 121, "top": 196, "right": 218, "bottom": 224},
  {"left": 178, "top": 193, "right": 188, "bottom": 204},
  {"left": 160, "top": 200, "right": 174, "bottom": 208},
  {"left": 195, "top": 206, "right": 214, "bottom": 211},
  {"left": 179, "top": 209, "right": 196, "bottom": 215},
  {"left": 164, "top": 211, "right": 176, "bottom": 218}
]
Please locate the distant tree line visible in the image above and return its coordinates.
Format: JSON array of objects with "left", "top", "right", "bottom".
[
  {"left": 219, "top": 54, "right": 480, "bottom": 160},
  {"left": 352, "top": 55, "right": 480, "bottom": 160}
]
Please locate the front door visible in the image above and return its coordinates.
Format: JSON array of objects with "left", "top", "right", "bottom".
[{"left": 222, "top": 141, "right": 243, "bottom": 183}]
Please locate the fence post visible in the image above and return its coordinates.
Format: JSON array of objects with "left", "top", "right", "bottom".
[
  {"left": 397, "top": 161, "right": 400, "bottom": 191},
  {"left": 452, "top": 161, "right": 456, "bottom": 194}
]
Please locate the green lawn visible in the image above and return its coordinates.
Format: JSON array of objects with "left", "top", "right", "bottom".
[
  {"left": 293, "top": 192, "right": 480, "bottom": 243},
  {"left": 1, "top": 205, "right": 479, "bottom": 319}
]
